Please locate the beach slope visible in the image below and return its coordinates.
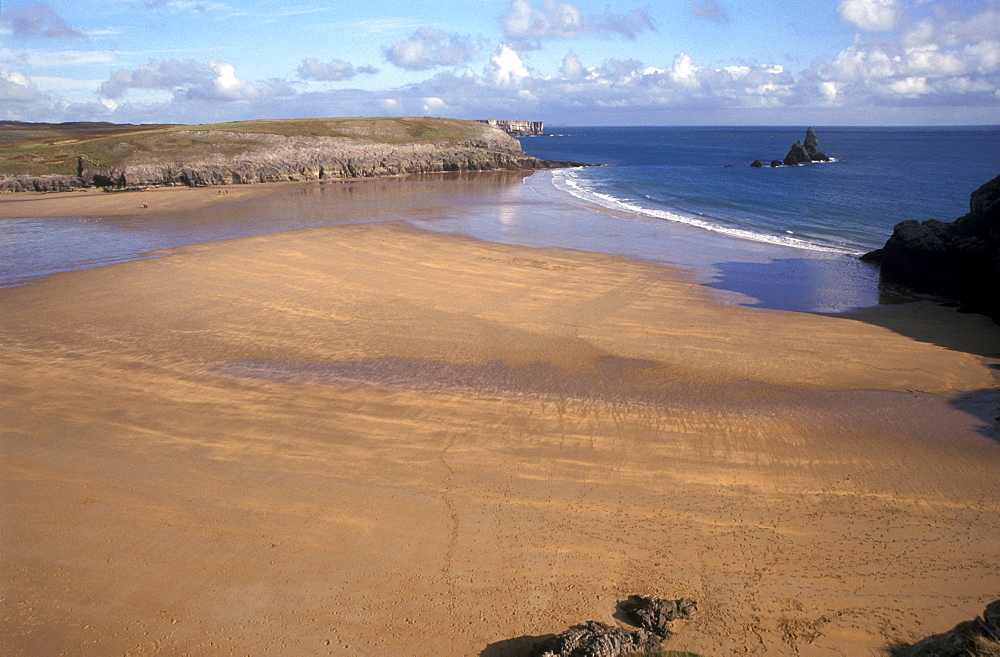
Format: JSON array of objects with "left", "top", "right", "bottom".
[{"left": 1, "top": 195, "right": 999, "bottom": 656}]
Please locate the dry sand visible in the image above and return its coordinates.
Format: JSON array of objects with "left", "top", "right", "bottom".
[{"left": 2, "top": 184, "right": 999, "bottom": 656}]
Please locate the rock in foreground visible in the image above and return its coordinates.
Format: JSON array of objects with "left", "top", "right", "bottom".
[
  {"left": 532, "top": 595, "right": 697, "bottom": 657},
  {"left": 892, "top": 599, "right": 1000, "bottom": 656},
  {"left": 861, "top": 173, "right": 1000, "bottom": 321}
]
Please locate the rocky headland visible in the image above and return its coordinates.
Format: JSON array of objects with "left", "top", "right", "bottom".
[
  {"left": 861, "top": 173, "right": 1000, "bottom": 321},
  {"left": 475, "top": 119, "right": 545, "bottom": 137},
  {"left": 0, "top": 117, "right": 570, "bottom": 192}
]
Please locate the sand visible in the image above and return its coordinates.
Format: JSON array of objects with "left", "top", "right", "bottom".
[
  {"left": 0, "top": 182, "right": 303, "bottom": 218},
  {"left": 1, "top": 182, "right": 999, "bottom": 656}
]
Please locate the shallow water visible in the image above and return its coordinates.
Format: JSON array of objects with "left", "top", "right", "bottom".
[{"left": 0, "top": 170, "right": 881, "bottom": 313}]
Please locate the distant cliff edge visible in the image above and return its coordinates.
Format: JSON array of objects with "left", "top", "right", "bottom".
[
  {"left": 475, "top": 119, "right": 545, "bottom": 137},
  {"left": 0, "top": 117, "right": 573, "bottom": 192}
]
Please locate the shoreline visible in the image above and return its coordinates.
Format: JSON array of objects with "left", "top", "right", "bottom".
[{"left": 2, "top": 177, "right": 999, "bottom": 656}]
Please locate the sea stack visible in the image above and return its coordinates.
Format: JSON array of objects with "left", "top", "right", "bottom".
[
  {"left": 784, "top": 127, "right": 830, "bottom": 165},
  {"left": 861, "top": 173, "right": 1000, "bottom": 321}
]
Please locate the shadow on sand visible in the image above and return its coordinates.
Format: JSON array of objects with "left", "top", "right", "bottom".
[
  {"left": 709, "top": 256, "right": 1000, "bottom": 441},
  {"left": 479, "top": 634, "right": 552, "bottom": 657}
]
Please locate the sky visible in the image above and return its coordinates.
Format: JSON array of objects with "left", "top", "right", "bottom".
[{"left": 1, "top": 0, "right": 998, "bottom": 126}]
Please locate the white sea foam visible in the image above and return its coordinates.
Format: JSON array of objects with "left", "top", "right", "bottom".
[{"left": 550, "top": 168, "right": 861, "bottom": 255}]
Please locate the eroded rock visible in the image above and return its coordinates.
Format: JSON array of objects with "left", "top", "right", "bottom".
[
  {"left": 861, "top": 173, "right": 1000, "bottom": 320},
  {"left": 893, "top": 599, "right": 1000, "bottom": 656},
  {"left": 530, "top": 595, "right": 697, "bottom": 657}
]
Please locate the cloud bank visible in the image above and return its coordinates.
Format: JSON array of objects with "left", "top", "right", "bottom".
[
  {"left": 0, "top": 2, "right": 86, "bottom": 40},
  {"left": 384, "top": 28, "right": 484, "bottom": 70}
]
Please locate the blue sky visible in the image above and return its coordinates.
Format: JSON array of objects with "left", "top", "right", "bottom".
[{"left": 1, "top": 0, "right": 998, "bottom": 125}]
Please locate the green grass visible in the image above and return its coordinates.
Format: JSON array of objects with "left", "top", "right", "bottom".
[{"left": 0, "top": 117, "right": 494, "bottom": 177}]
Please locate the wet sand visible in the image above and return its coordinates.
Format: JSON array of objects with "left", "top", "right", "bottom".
[
  {"left": 2, "top": 183, "right": 1000, "bottom": 656},
  {"left": 0, "top": 181, "right": 303, "bottom": 218}
]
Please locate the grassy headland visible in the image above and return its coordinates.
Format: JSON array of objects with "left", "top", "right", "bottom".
[{"left": 0, "top": 117, "right": 557, "bottom": 188}]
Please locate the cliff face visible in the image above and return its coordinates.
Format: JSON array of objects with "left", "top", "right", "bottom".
[
  {"left": 861, "top": 173, "right": 1000, "bottom": 320},
  {"left": 70, "top": 130, "right": 548, "bottom": 189},
  {"left": 0, "top": 118, "right": 565, "bottom": 192},
  {"left": 475, "top": 119, "right": 544, "bottom": 136}
]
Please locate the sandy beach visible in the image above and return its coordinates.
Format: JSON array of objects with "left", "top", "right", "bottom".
[{"left": 2, "top": 180, "right": 999, "bottom": 656}]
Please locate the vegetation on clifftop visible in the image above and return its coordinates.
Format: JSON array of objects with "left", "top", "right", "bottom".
[{"left": 0, "top": 117, "right": 509, "bottom": 178}]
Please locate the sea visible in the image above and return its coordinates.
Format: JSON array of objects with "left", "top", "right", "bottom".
[{"left": 2, "top": 126, "right": 999, "bottom": 314}]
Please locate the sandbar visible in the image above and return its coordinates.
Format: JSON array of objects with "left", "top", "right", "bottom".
[{"left": 1, "top": 180, "right": 999, "bottom": 656}]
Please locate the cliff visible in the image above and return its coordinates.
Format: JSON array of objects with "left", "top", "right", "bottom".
[
  {"left": 0, "top": 117, "right": 566, "bottom": 192},
  {"left": 475, "top": 119, "right": 544, "bottom": 137},
  {"left": 861, "top": 173, "right": 1000, "bottom": 321}
]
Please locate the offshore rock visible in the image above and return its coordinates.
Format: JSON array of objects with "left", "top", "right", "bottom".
[
  {"left": 783, "top": 127, "right": 830, "bottom": 165},
  {"left": 861, "top": 173, "right": 1000, "bottom": 321},
  {"left": 893, "top": 599, "right": 1000, "bottom": 656}
]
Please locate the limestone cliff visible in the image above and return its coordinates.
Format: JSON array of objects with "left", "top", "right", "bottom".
[
  {"left": 0, "top": 117, "right": 567, "bottom": 192},
  {"left": 475, "top": 119, "right": 545, "bottom": 136}
]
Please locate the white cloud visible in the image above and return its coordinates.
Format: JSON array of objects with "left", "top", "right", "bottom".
[
  {"left": 384, "top": 28, "right": 484, "bottom": 70},
  {"left": 559, "top": 50, "right": 585, "bottom": 80},
  {"left": 670, "top": 53, "right": 700, "bottom": 88},
  {"left": 501, "top": 0, "right": 653, "bottom": 43},
  {"left": 297, "top": 58, "right": 379, "bottom": 82},
  {"left": 98, "top": 58, "right": 292, "bottom": 104},
  {"left": 815, "top": 3, "right": 1000, "bottom": 103},
  {"left": 422, "top": 96, "right": 447, "bottom": 114},
  {"left": 488, "top": 44, "right": 531, "bottom": 86},
  {"left": 0, "top": 67, "right": 44, "bottom": 102},
  {"left": 836, "top": 0, "right": 900, "bottom": 32}
]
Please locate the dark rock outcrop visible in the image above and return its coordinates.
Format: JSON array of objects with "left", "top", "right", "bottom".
[
  {"left": 748, "top": 128, "right": 831, "bottom": 168},
  {"left": 892, "top": 599, "right": 999, "bottom": 656},
  {"left": 0, "top": 174, "right": 86, "bottom": 193},
  {"left": 784, "top": 127, "right": 829, "bottom": 165},
  {"left": 619, "top": 595, "right": 698, "bottom": 638},
  {"left": 861, "top": 173, "right": 1000, "bottom": 320},
  {"left": 531, "top": 595, "right": 696, "bottom": 657},
  {"left": 532, "top": 621, "right": 661, "bottom": 657}
]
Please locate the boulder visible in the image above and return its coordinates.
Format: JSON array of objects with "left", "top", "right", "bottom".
[
  {"left": 861, "top": 173, "right": 1000, "bottom": 321},
  {"left": 750, "top": 160, "right": 764, "bottom": 168},
  {"left": 531, "top": 595, "right": 697, "bottom": 657},
  {"left": 619, "top": 595, "right": 698, "bottom": 637},
  {"left": 532, "top": 621, "right": 662, "bottom": 657}
]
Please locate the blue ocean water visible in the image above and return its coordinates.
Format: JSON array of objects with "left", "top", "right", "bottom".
[
  {"left": 516, "top": 126, "right": 1000, "bottom": 255},
  {"left": 3, "top": 126, "right": 998, "bottom": 315}
]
